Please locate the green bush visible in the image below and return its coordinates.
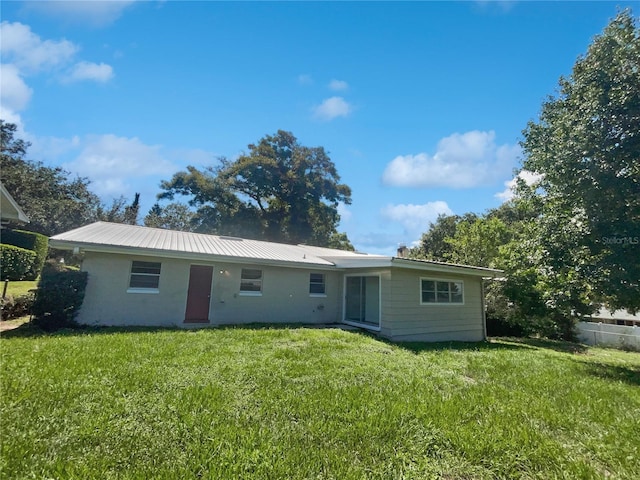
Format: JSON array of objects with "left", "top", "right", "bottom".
[
  {"left": 32, "top": 262, "right": 88, "bottom": 331},
  {"left": 0, "top": 294, "right": 34, "bottom": 320},
  {"left": 1, "top": 229, "right": 49, "bottom": 280},
  {"left": 1, "top": 244, "right": 37, "bottom": 281}
]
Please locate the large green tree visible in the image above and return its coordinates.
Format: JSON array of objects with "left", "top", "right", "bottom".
[
  {"left": 97, "top": 193, "right": 141, "bottom": 225},
  {"left": 144, "top": 202, "right": 195, "bottom": 231},
  {"left": 519, "top": 10, "right": 640, "bottom": 313},
  {"left": 1, "top": 121, "right": 102, "bottom": 236},
  {"left": 159, "top": 130, "right": 353, "bottom": 248},
  {"left": 411, "top": 213, "right": 477, "bottom": 261},
  {"left": 443, "top": 216, "right": 509, "bottom": 268}
]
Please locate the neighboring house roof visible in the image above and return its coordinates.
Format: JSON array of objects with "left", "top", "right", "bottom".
[
  {"left": 50, "top": 222, "right": 502, "bottom": 277},
  {"left": 0, "top": 182, "right": 29, "bottom": 223},
  {"left": 589, "top": 308, "right": 640, "bottom": 322}
]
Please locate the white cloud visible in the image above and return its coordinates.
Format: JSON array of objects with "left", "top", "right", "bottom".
[
  {"left": 0, "top": 22, "right": 114, "bottom": 115},
  {"left": 29, "top": 134, "right": 81, "bottom": 161},
  {"left": 495, "top": 170, "right": 543, "bottom": 201},
  {"left": 0, "top": 21, "right": 77, "bottom": 73},
  {"left": 337, "top": 202, "right": 352, "bottom": 223},
  {"left": 328, "top": 79, "right": 348, "bottom": 91},
  {"left": 312, "top": 96, "right": 353, "bottom": 121},
  {"left": 65, "top": 135, "right": 177, "bottom": 196},
  {"left": 380, "top": 201, "right": 453, "bottom": 241},
  {"left": 64, "top": 61, "right": 114, "bottom": 83},
  {"left": 0, "top": 105, "right": 25, "bottom": 135},
  {"left": 0, "top": 64, "right": 33, "bottom": 111},
  {"left": 22, "top": 1, "right": 138, "bottom": 27},
  {"left": 297, "top": 74, "right": 313, "bottom": 85},
  {"left": 351, "top": 232, "right": 408, "bottom": 256},
  {"left": 382, "top": 130, "right": 520, "bottom": 188}
]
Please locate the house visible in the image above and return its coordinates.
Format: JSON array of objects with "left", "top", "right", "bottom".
[
  {"left": 49, "top": 222, "right": 502, "bottom": 342},
  {"left": 0, "top": 182, "right": 30, "bottom": 225},
  {"left": 586, "top": 308, "right": 640, "bottom": 328}
]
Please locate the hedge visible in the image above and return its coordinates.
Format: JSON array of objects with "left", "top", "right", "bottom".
[
  {"left": 0, "top": 244, "right": 37, "bottom": 281},
  {"left": 1, "top": 229, "right": 49, "bottom": 280},
  {"left": 32, "top": 262, "right": 88, "bottom": 331}
]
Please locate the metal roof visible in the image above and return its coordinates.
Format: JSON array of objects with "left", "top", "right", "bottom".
[
  {"left": 50, "top": 222, "right": 502, "bottom": 276},
  {"left": 49, "top": 222, "right": 382, "bottom": 267}
]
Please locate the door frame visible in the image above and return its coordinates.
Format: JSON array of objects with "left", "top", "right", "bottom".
[
  {"left": 184, "top": 264, "right": 214, "bottom": 324},
  {"left": 342, "top": 273, "right": 381, "bottom": 331}
]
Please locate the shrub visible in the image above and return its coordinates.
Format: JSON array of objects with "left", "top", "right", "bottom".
[
  {"left": 1, "top": 244, "right": 37, "bottom": 281},
  {"left": 1, "top": 229, "right": 49, "bottom": 280},
  {"left": 32, "top": 262, "right": 88, "bottom": 331},
  {"left": 0, "top": 294, "right": 34, "bottom": 320},
  {"left": 486, "top": 315, "right": 528, "bottom": 337}
]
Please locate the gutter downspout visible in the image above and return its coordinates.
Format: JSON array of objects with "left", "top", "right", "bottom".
[{"left": 481, "top": 278, "right": 488, "bottom": 341}]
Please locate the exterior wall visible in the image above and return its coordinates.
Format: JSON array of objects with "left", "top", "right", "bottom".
[
  {"left": 77, "top": 252, "right": 341, "bottom": 327},
  {"left": 211, "top": 262, "right": 342, "bottom": 325},
  {"left": 78, "top": 252, "right": 191, "bottom": 326},
  {"left": 77, "top": 252, "right": 487, "bottom": 342},
  {"left": 383, "top": 269, "right": 485, "bottom": 342}
]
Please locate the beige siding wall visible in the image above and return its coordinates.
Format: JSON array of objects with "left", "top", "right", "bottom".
[
  {"left": 77, "top": 252, "right": 341, "bottom": 327},
  {"left": 383, "top": 269, "right": 485, "bottom": 342}
]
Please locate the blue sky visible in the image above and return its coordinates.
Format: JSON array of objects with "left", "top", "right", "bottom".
[{"left": 1, "top": 1, "right": 636, "bottom": 254}]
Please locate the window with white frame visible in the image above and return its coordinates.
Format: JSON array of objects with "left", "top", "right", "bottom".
[
  {"left": 309, "top": 273, "right": 326, "bottom": 296},
  {"left": 240, "top": 268, "right": 263, "bottom": 295},
  {"left": 128, "top": 261, "right": 161, "bottom": 292},
  {"left": 420, "top": 278, "right": 463, "bottom": 304}
]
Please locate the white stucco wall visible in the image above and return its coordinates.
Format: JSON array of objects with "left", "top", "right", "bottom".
[{"left": 76, "top": 252, "right": 341, "bottom": 327}]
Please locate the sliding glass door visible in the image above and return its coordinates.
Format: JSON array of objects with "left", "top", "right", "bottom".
[{"left": 344, "top": 275, "right": 380, "bottom": 328}]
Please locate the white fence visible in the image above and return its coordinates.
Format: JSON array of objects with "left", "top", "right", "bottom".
[{"left": 577, "top": 322, "right": 640, "bottom": 350}]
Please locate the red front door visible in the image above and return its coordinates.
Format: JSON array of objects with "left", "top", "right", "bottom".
[{"left": 184, "top": 265, "right": 213, "bottom": 323}]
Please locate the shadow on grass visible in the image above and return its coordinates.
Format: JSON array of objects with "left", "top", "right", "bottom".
[
  {"left": 578, "top": 360, "right": 640, "bottom": 386},
  {"left": 391, "top": 338, "right": 528, "bottom": 354},
  {"left": 495, "top": 337, "right": 589, "bottom": 355},
  {"left": 0, "top": 321, "right": 357, "bottom": 339},
  {"left": 0, "top": 322, "right": 182, "bottom": 339},
  {"left": 0, "top": 323, "right": 598, "bottom": 358},
  {"left": 503, "top": 337, "right": 640, "bottom": 386}
]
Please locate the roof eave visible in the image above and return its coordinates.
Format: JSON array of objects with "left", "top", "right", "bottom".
[
  {"left": 49, "top": 239, "right": 339, "bottom": 270},
  {"left": 390, "top": 257, "right": 503, "bottom": 277},
  {"left": 0, "top": 184, "right": 30, "bottom": 223}
]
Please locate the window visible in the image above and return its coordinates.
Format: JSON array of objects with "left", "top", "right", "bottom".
[
  {"left": 128, "top": 261, "right": 161, "bottom": 293},
  {"left": 309, "top": 273, "right": 326, "bottom": 296},
  {"left": 240, "top": 268, "right": 262, "bottom": 295},
  {"left": 421, "top": 278, "right": 463, "bottom": 304}
]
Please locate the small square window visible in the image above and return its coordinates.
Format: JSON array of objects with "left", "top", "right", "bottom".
[
  {"left": 309, "top": 273, "right": 326, "bottom": 295},
  {"left": 129, "top": 261, "right": 161, "bottom": 291},
  {"left": 240, "top": 268, "right": 262, "bottom": 294}
]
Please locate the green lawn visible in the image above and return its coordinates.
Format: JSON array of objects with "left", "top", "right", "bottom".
[
  {"left": 1, "top": 327, "right": 639, "bottom": 479},
  {"left": 2, "top": 280, "right": 38, "bottom": 298}
]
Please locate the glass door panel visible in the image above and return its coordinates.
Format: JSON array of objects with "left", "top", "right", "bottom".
[{"left": 345, "top": 276, "right": 380, "bottom": 327}]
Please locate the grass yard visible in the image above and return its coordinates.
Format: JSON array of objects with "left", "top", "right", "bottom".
[
  {"left": 2, "top": 280, "right": 38, "bottom": 298},
  {"left": 1, "top": 327, "right": 639, "bottom": 479}
]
